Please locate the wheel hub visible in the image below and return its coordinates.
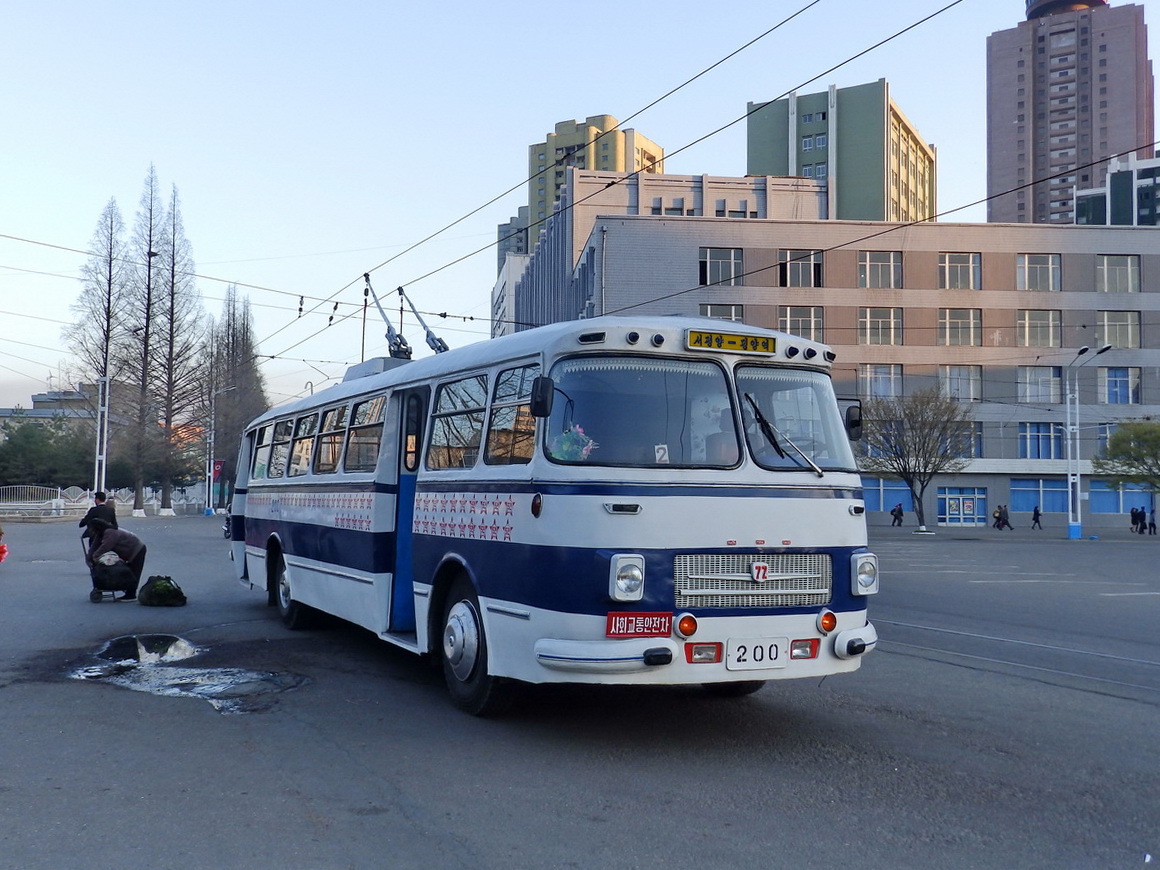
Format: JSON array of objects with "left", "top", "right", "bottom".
[{"left": 443, "top": 601, "right": 480, "bottom": 681}]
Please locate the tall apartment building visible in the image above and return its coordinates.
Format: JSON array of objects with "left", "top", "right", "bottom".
[
  {"left": 498, "top": 116, "right": 665, "bottom": 271},
  {"left": 986, "top": 0, "right": 1154, "bottom": 224},
  {"left": 746, "top": 79, "right": 937, "bottom": 222},
  {"left": 1075, "top": 152, "right": 1160, "bottom": 224}
]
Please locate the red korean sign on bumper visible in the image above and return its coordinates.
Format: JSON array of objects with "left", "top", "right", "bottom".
[{"left": 606, "top": 612, "right": 673, "bottom": 638}]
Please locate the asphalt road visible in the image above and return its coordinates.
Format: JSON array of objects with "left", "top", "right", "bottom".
[{"left": 0, "top": 515, "right": 1156, "bottom": 869}]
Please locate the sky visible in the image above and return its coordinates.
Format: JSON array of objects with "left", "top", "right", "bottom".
[{"left": 3, "top": 0, "right": 1158, "bottom": 411}]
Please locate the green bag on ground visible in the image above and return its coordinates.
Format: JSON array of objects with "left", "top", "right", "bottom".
[{"left": 138, "top": 575, "right": 187, "bottom": 607}]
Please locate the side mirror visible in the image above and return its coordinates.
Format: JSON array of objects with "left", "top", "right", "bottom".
[
  {"left": 845, "top": 403, "right": 863, "bottom": 442},
  {"left": 530, "top": 376, "right": 554, "bottom": 418}
]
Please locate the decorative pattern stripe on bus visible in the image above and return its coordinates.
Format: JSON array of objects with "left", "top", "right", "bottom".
[{"left": 413, "top": 481, "right": 863, "bottom": 500}]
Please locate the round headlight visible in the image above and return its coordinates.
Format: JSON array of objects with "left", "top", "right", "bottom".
[
  {"left": 857, "top": 558, "right": 877, "bottom": 589},
  {"left": 615, "top": 563, "right": 644, "bottom": 595}
]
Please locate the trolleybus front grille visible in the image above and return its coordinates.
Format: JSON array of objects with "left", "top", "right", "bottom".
[{"left": 673, "top": 554, "right": 832, "bottom": 608}]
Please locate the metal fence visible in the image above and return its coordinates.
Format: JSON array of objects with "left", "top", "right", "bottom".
[{"left": 0, "top": 484, "right": 211, "bottom": 518}]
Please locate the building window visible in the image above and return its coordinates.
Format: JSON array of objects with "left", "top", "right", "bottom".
[
  {"left": 1017, "top": 253, "right": 1061, "bottom": 291},
  {"left": 1096, "top": 255, "right": 1140, "bottom": 293},
  {"left": 777, "top": 305, "right": 824, "bottom": 341},
  {"left": 815, "top": 163, "right": 827, "bottom": 178},
  {"left": 778, "top": 249, "right": 823, "bottom": 288},
  {"left": 699, "top": 248, "right": 744, "bottom": 287},
  {"left": 938, "top": 308, "right": 982, "bottom": 346},
  {"left": 802, "top": 165, "right": 814, "bottom": 178},
  {"left": 1018, "top": 366, "right": 1062, "bottom": 403},
  {"left": 939, "top": 252, "right": 981, "bottom": 289},
  {"left": 940, "top": 365, "right": 982, "bottom": 402},
  {"left": 1098, "top": 367, "right": 1141, "bottom": 404},
  {"left": 699, "top": 303, "right": 744, "bottom": 322},
  {"left": 858, "top": 364, "right": 902, "bottom": 399},
  {"left": 859, "top": 307, "right": 903, "bottom": 345},
  {"left": 1099, "top": 311, "right": 1140, "bottom": 348},
  {"left": 858, "top": 251, "right": 903, "bottom": 288},
  {"left": 946, "top": 421, "right": 984, "bottom": 458},
  {"left": 1010, "top": 477, "right": 1069, "bottom": 512},
  {"left": 1016, "top": 309, "right": 1061, "bottom": 347},
  {"left": 802, "top": 135, "right": 813, "bottom": 152},
  {"left": 814, "top": 133, "right": 827, "bottom": 149},
  {"left": 1018, "top": 423, "right": 1064, "bottom": 459}
]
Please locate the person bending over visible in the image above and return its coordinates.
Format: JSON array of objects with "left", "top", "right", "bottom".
[{"left": 86, "top": 518, "right": 146, "bottom": 600}]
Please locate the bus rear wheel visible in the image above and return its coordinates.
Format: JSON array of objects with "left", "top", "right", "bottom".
[
  {"left": 440, "top": 577, "right": 514, "bottom": 716},
  {"left": 273, "top": 554, "right": 315, "bottom": 631},
  {"left": 702, "top": 680, "right": 766, "bottom": 698}
]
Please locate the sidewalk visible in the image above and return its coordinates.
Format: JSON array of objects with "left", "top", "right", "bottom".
[{"left": 869, "top": 520, "right": 1159, "bottom": 543}]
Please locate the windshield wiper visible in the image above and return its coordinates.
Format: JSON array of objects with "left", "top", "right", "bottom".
[
  {"left": 743, "top": 394, "right": 823, "bottom": 478},
  {"left": 744, "top": 394, "right": 785, "bottom": 458}
]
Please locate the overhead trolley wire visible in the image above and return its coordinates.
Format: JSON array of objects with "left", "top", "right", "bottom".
[
  {"left": 605, "top": 138, "right": 1160, "bottom": 316},
  {"left": 256, "top": 0, "right": 829, "bottom": 358},
  {"left": 265, "top": 0, "right": 965, "bottom": 361}
]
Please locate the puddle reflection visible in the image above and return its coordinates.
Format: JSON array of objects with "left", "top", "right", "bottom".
[{"left": 71, "top": 634, "right": 308, "bottom": 713}]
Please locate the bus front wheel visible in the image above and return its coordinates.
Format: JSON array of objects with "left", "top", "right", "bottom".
[
  {"left": 273, "top": 555, "right": 315, "bottom": 631},
  {"left": 440, "top": 577, "right": 514, "bottom": 716}
]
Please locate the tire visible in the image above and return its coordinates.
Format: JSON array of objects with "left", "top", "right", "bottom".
[
  {"left": 702, "top": 680, "right": 766, "bottom": 698},
  {"left": 273, "top": 554, "right": 315, "bottom": 630},
  {"left": 440, "top": 576, "right": 515, "bottom": 716},
  {"left": 89, "top": 589, "right": 103, "bottom": 603}
]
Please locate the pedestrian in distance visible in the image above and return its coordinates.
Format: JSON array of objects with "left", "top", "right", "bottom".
[
  {"left": 992, "top": 506, "right": 1002, "bottom": 529},
  {"left": 79, "top": 491, "right": 118, "bottom": 541},
  {"left": 890, "top": 503, "right": 904, "bottom": 527},
  {"left": 1140, "top": 506, "right": 1148, "bottom": 535},
  {"left": 999, "top": 504, "right": 1013, "bottom": 531},
  {"left": 1150, "top": 510, "right": 1157, "bottom": 536},
  {"left": 1031, "top": 505, "right": 1042, "bottom": 530},
  {"left": 85, "top": 518, "right": 146, "bottom": 600}
]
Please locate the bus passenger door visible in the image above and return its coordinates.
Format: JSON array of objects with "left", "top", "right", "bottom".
[
  {"left": 389, "top": 388, "right": 427, "bottom": 631},
  {"left": 230, "top": 429, "right": 255, "bottom": 580}
]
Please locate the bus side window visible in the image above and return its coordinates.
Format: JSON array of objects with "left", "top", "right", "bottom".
[
  {"left": 485, "top": 363, "right": 540, "bottom": 465},
  {"left": 267, "top": 420, "right": 294, "bottom": 479},
  {"left": 313, "top": 405, "right": 348, "bottom": 474},
  {"left": 427, "top": 374, "right": 488, "bottom": 470},
  {"left": 251, "top": 425, "right": 273, "bottom": 479},
  {"left": 288, "top": 413, "right": 318, "bottom": 477},
  {"left": 344, "top": 395, "right": 387, "bottom": 473},
  {"left": 403, "top": 394, "right": 424, "bottom": 472}
]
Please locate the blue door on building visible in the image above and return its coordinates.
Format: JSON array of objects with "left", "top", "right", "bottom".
[{"left": 938, "top": 487, "right": 987, "bottom": 526}]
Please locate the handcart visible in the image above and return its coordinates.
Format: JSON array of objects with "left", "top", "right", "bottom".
[{"left": 82, "top": 533, "right": 135, "bottom": 602}]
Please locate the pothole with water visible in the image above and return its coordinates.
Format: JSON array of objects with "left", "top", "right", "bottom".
[{"left": 70, "top": 634, "right": 307, "bottom": 713}]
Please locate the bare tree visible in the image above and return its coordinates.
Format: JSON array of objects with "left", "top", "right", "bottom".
[
  {"left": 202, "top": 287, "right": 268, "bottom": 508},
  {"left": 120, "top": 166, "right": 168, "bottom": 512},
  {"left": 859, "top": 388, "right": 976, "bottom": 531},
  {"left": 68, "top": 198, "right": 129, "bottom": 491},
  {"left": 154, "top": 184, "right": 207, "bottom": 510}
]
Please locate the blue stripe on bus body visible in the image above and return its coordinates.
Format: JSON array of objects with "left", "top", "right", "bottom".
[
  {"left": 245, "top": 517, "right": 398, "bottom": 575},
  {"left": 242, "top": 511, "right": 867, "bottom": 621},
  {"left": 411, "top": 534, "right": 868, "bottom": 619}
]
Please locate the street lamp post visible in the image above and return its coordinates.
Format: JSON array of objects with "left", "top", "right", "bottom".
[
  {"left": 1065, "top": 344, "right": 1112, "bottom": 539},
  {"left": 205, "top": 385, "right": 236, "bottom": 515},
  {"left": 91, "top": 375, "right": 110, "bottom": 494}
]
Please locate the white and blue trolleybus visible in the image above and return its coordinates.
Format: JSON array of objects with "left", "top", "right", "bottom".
[{"left": 230, "top": 316, "right": 878, "bottom": 714}]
